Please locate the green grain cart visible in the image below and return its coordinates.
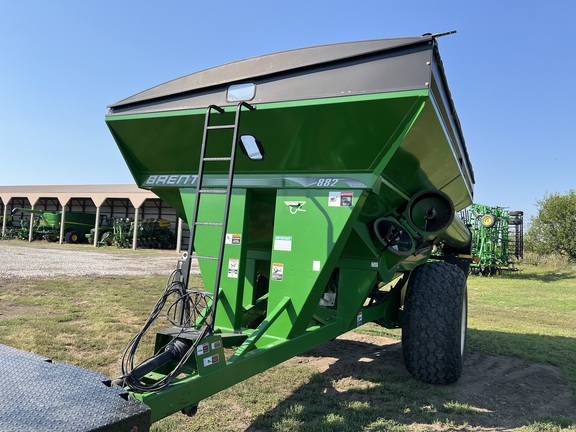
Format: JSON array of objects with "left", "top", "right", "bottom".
[
  {"left": 106, "top": 33, "right": 474, "bottom": 423},
  {"left": 0, "top": 34, "right": 475, "bottom": 431}
]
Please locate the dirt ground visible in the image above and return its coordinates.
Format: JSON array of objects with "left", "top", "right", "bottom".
[{"left": 289, "top": 332, "right": 576, "bottom": 430}]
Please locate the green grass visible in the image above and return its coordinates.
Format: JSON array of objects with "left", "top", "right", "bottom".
[
  {"left": 1, "top": 258, "right": 575, "bottom": 431},
  {"left": 0, "top": 275, "right": 168, "bottom": 373},
  {"left": 466, "top": 265, "right": 576, "bottom": 389}
]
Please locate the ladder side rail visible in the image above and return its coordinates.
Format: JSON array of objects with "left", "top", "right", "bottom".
[
  {"left": 209, "top": 101, "right": 255, "bottom": 330},
  {"left": 180, "top": 105, "right": 223, "bottom": 325}
]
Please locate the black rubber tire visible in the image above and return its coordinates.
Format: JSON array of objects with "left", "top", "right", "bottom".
[
  {"left": 64, "top": 230, "right": 80, "bottom": 244},
  {"left": 402, "top": 261, "right": 467, "bottom": 384},
  {"left": 100, "top": 231, "right": 113, "bottom": 246}
]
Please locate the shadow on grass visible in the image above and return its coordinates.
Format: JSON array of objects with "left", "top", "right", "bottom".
[
  {"left": 247, "top": 332, "right": 576, "bottom": 432},
  {"left": 466, "top": 328, "right": 576, "bottom": 381},
  {"left": 499, "top": 270, "right": 576, "bottom": 283}
]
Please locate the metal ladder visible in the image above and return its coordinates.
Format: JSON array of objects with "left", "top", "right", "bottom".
[{"left": 180, "top": 101, "right": 255, "bottom": 331}]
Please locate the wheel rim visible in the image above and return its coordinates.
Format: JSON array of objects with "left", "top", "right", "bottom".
[
  {"left": 460, "top": 289, "right": 467, "bottom": 356},
  {"left": 481, "top": 214, "right": 495, "bottom": 227}
]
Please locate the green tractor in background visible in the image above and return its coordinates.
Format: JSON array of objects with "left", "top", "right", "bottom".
[
  {"left": 461, "top": 204, "right": 523, "bottom": 275},
  {"left": 85, "top": 214, "right": 115, "bottom": 245},
  {"left": 12, "top": 208, "right": 96, "bottom": 243}
]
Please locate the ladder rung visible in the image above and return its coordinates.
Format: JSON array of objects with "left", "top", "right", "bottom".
[
  {"left": 194, "top": 255, "right": 218, "bottom": 261},
  {"left": 203, "top": 157, "right": 232, "bottom": 162},
  {"left": 195, "top": 222, "right": 223, "bottom": 226},
  {"left": 207, "top": 125, "right": 234, "bottom": 130},
  {"left": 199, "top": 189, "right": 227, "bottom": 194}
]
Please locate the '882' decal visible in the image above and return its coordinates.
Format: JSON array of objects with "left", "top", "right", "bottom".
[{"left": 316, "top": 178, "right": 339, "bottom": 187}]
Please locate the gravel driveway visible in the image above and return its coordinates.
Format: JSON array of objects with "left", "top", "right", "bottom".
[{"left": 0, "top": 243, "right": 196, "bottom": 279}]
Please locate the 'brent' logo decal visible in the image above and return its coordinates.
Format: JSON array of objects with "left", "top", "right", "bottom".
[{"left": 144, "top": 174, "right": 199, "bottom": 186}]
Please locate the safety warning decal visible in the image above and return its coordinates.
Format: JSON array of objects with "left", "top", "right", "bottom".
[
  {"left": 228, "top": 259, "right": 239, "bottom": 278},
  {"left": 272, "top": 263, "right": 284, "bottom": 281},
  {"left": 211, "top": 340, "right": 222, "bottom": 350},
  {"left": 197, "top": 342, "right": 210, "bottom": 355},
  {"left": 203, "top": 354, "right": 220, "bottom": 367},
  {"left": 357, "top": 312, "right": 363, "bottom": 327},
  {"left": 329, "top": 191, "right": 353, "bottom": 207},
  {"left": 225, "top": 233, "right": 241, "bottom": 245}
]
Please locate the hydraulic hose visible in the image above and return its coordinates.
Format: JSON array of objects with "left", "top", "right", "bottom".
[
  {"left": 131, "top": 339, "right": 190, "bottom": 380},
  {"left": 112, "top": 338, "right": 190, "bottom": 387}
]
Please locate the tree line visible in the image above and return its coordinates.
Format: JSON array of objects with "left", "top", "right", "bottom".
[{"left": 525, "top": 190, "right": 576, "bottom": 261}]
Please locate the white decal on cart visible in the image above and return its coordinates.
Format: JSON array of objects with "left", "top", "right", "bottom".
[
  {"left": 203, "top": 354, "right": 220, "bottom": 367},
  {"left": 144, "top": 174, "right": 198, "bottom": 186},
  {"left": 316, "top": 178, "right": 339, "bottom": 187},
  {"left": 228, "top": 259, "right": 239, "bottom": 278},
  {"left": 272, "top": 263, "right": 284, "bottom": 281},
  {"left": 274, "top": 236, "right": 292, "bottom": 251},
  {"left": 225, "top": 233, "right": 241, "bottom": 245},
  {"left": 197, "top": 342, "right": 210, "bottom": 355},
  {"left": 329, "top": 191, "right": 354, "bottom": 207},
  {"left": 286, "top": 177, "right": 368, "bottom": 188},
  {"left": 211, "top": 341, "right": 222, "bottom": 350},
  {"left": 284, "top": 201, "right": 306, "bottom": 214}
]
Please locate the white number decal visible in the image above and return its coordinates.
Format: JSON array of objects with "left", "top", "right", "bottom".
[{"left": 316, "top": 178, "right": 339, "bottom": 187}]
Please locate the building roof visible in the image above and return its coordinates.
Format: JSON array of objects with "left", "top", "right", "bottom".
[{"left": 0, "top": 184, "right": 157, "bottom": 208}]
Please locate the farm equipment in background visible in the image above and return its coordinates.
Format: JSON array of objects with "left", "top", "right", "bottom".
[
  {"left": 461, "top": 204, "right": 524, "bottom": 275},
  {"left": 0, "top": 214, "right": 18, "bottom": 239},
  {"left": 11, "top": 208, "right": 96, "bottom": 243},
  {"left": 0, "top": 34, "right": 476, "bottom": 431},
  {"left": 101, "top": 217, "right": 176, "bottom": 249},
  {"left": 138, "top": 218, "right": 176, "bottom": 249},
  {"left": 85, "top": 214, "right": 114, "bottom": 245}
]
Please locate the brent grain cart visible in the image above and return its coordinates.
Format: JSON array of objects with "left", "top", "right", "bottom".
[{"left": 0, "top": 34, "right": 474, "bottom": 431}]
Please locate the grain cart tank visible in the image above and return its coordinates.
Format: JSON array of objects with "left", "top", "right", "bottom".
[{"left": 105, "top": 34, "right": 474, "bottom": 424}]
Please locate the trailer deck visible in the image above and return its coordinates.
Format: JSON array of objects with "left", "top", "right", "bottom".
[{"left": 0, "top": 344, "right": 150, "bottom": 432}]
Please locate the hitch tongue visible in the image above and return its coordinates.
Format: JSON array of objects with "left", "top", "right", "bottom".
[{"left": 112, "top": 339, "right": 190, "bottom": 387}]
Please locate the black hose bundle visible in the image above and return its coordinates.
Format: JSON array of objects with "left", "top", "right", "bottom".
[{"left": 117, "top": 269, "right": 211, "bottom": 392}]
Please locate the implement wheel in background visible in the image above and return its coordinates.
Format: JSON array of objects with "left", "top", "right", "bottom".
[
  {"left": 43, "top": 234, "right": 57, "bottom": 242},
  {"left": 480, "top": 213, "right": 496, "bottom": 228},
  {"left": 402, "top": 261, "right": 467, "bottom": 384},
  {"left": 100, "top": 231, "right": 114, "bottom": 246}
]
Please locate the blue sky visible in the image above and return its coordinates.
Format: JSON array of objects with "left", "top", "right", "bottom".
[{"left": 1, "top": 1, "right": 574, "bottom": 221}]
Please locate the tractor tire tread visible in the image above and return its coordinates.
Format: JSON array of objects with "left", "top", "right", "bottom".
[{"left": 402, "top": 261, "right": 467, "bottom": 385}]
